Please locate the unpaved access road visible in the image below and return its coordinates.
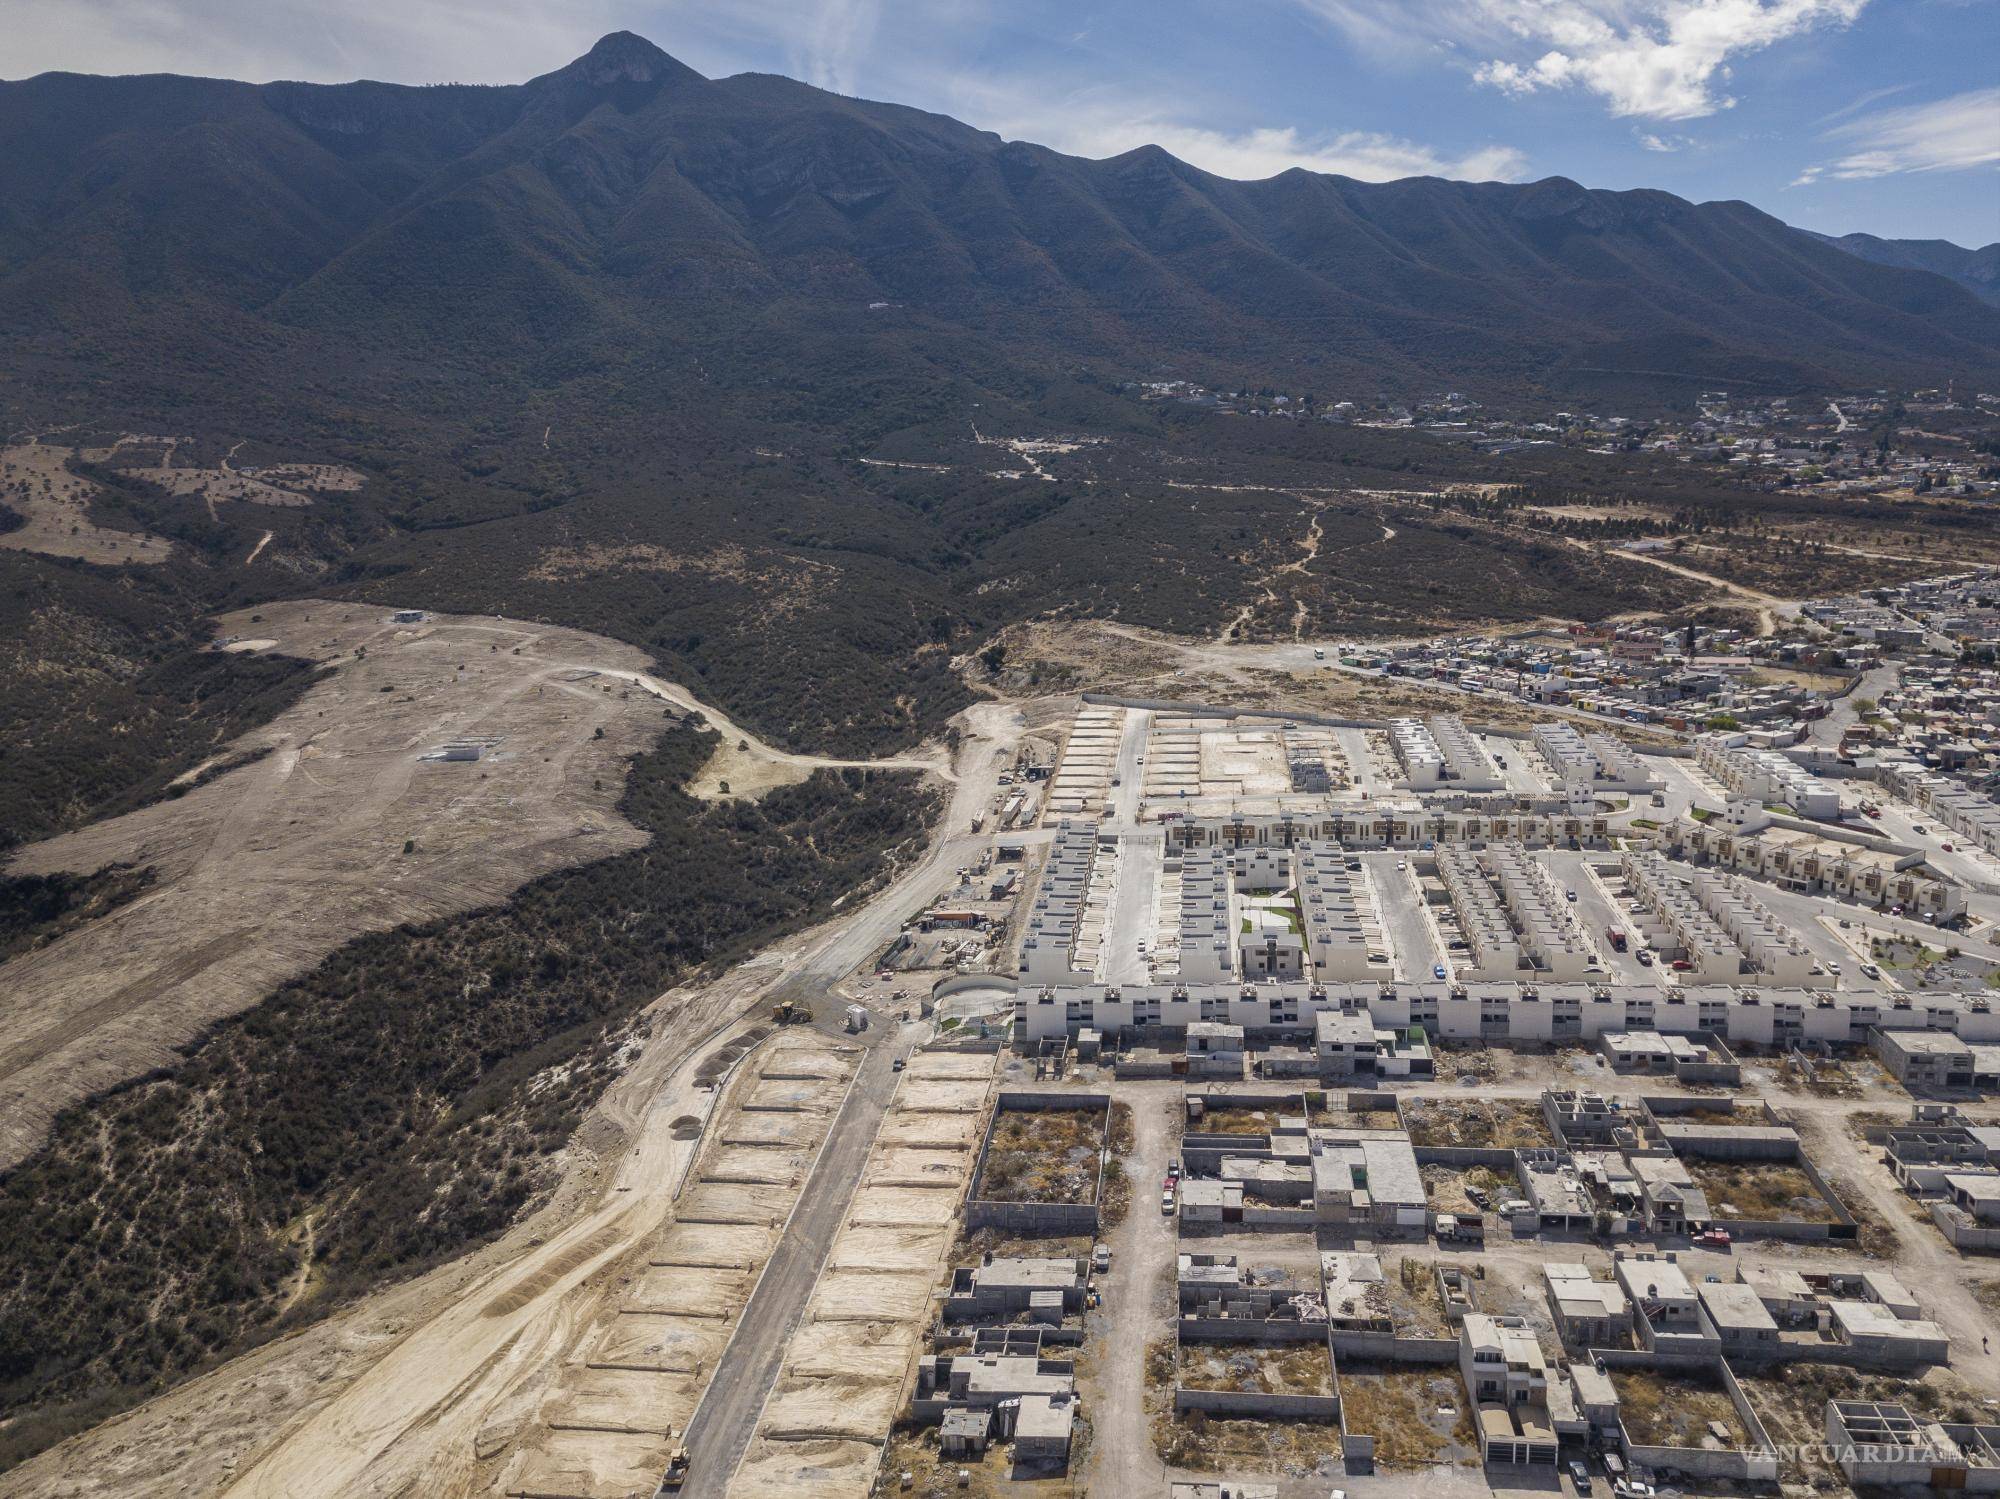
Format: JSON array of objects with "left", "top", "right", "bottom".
[
  {"left": 0, "top": 699, "right": 1024, "bottom": 1499},
  {"left": 1081, "top": 1082, "right": 1180, "bottom": 1494},
  {"left": 0, "top": 601, "right": 673, "bottom": 1166}
]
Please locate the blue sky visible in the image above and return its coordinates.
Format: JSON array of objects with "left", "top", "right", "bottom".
[{"left": 8, "top": 0, "right": 1998, "bottom": 243}]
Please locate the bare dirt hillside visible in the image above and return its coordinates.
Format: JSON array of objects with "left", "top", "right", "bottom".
[{"left": 0, "top": 600, "right": 680, "bottom": 1165}]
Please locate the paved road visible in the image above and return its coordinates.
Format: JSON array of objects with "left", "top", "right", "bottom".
[
  {"left": 674, "top": 1031, "right": 907, "bottom": 1496},
  {"left": 1640, "top": 754, "right": 1715, "bottom": 822},
  {"left": 1481, "top": 730, "right": 1551, "bottom": 794},
  {"left": 1111, "top": 708, "right": 1150, "bottom": 828},
  {"left": 1802, "top": 662, "right": 1900, "bottom": 749},
  {"left": 1362, "top": 852, "right": 1438, "bottom": 981},
  {"left": 1104, "top": 829, "right": 1165, "bottom": 985},
  {"left": 1543, "top": 850, "right": 1658, "bottom": 986},
  {"left": 1869, "top": 793, "right": 2000, "bottom": 897},
  {"left": 1336, "top": 726, "right": 1388, "bottom": 794},
  {"left": 659, "top": 704, "right": 1024, "bottom": 1492}
]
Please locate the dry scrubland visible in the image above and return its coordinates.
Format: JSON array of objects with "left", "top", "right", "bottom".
[
  {"left": 0, "top": 436, "right": 366, "bottom": 568},
  {"left": 0, "top": 600, "right": 676, "bottom": 1164},
  {"left": 1337, "top": 1364, "right": 1478, "bottom": 1468},
  {"left": 977, "top": 1110, "right": 1105, "bottom": 1205},
  {"left": 1403, "top": 1098, "right": 1553, "bottom": 1150},
  {"left": 0, "top": 438, "right": 173, "bottom": 564},
  {"left": 1609, "top": 1369, "right": 1748, "bottom": 1449}
]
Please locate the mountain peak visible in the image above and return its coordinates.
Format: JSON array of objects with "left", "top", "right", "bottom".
[{"left": 554, "top": 31, "right": 700, "bottom": 89}]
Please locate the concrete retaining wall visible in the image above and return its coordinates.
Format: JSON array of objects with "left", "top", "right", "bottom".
[
  {"left": 1329, "top": 1332, "right": 1459, "bottom": 1364},
  {"left": 1932, "top": 1202, "right": 2000, "bottom": 1249},
  {"left": 931, "top": 972, "right": 1020, "bottom": 1003},
  {"left": 966, "top": 1200, "right": 1101, "bottom": 1233},
  {"left": 1589, "top": 1347, "right": 1724, "bottom": 1373},
  {"left": 1179, "top": 1317, "right": 1331, "bottom": 1345},
  {"left": 1595, "top": 1352, "right": 1780, "bottom": 1483},
  {"left": 1342, "top": 1432, "right": 1376, "bottom": 1471},
  {"left": 1623, "top": 1441, "right": 1778, "bottom": 1483},
  {"left": 1178, "top": 1206, "right": 1320, "bottom": 1230},
  {"left": 1412, "top": 1145, "right": 1519, "bottom": 1170},
  {"left": 1174, "top": 1388, "right": 1341, "bottom": 1419}
]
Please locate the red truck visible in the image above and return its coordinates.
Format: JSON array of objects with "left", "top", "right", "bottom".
[{"left": 1605, "top": 927, "right": 1628, "bottom": 952}]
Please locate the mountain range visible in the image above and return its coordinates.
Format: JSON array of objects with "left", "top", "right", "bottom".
[
  {"left": 1806, "top": 230, "right": 2000, "bottom": 307},
  {"left": 2, "top": 29, "right": 1997, "bottom": 426}
]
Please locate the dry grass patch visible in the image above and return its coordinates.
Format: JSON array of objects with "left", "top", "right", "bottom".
[
  {"left": 1685, "top": 1160, "right": 1841, "bottom": 1223},
  {"left": 1378, "top": 1258, "right": 1452, "bottom": 1338},
  {"left": 1152, "top": 1404, "right": 1346, "bottom": 1472},
  {"left": 1740, "top": 1365, "right": 1991, "bottom": 1485},
  {"left": 1779, "top": 1054, "right": 1865, "bottom": 1098},
  {"left": 1845, "top": 1109, "right": 1902, "bottom": 1145},
  {"left": 1610, "top": 1369, "right": 1748, "bottom": 1449},
  {"left": 1337, "top": 1364, "right": 1477, "bottom": 1468},
  {"left": 953, "top": 1229, "right": 1092, "bottom": 1268},
  {"left": 1318, "top": 1103, "right": 1400, "bottom": 1132},
  {"left": 1404, "top": 1098, "right": 1551, "bottom": 1150},
  {"left": 1101, "top": 1100, "right": 1138, "bottom": 1228},
  {"left": 1195, "top": 1107, "right": 1285, "bottom": 1136},
  {"left": 1671, "top": 1105, "right": 1750, "bottom": 1126},
  {"left": 1178, "top": 1341, "right": 1333, "bottom": 1397},
  {"left": 978, "top": 1108, "right": 1105, "bottom": 1204}
]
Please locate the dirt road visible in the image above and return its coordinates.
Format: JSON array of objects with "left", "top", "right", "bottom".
[
  {"left": 210, "top": 707, "right": 1013, "bottom": 1499},
  {"left": 214, "top": 996, "right": 764, "bottom": 1499},
  {"left": 1081, "top": 1083, "right": 1179, "bottom": 1493},
  {"left": 1595, "top": 543, "right": 1791, "bottom": 634},
  {"left": 534, "top": 650, "right": 953, "bottom": 801}
]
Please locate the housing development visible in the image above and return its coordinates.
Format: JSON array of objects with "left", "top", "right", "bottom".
[
  {"left": 855, "top": 616, "right": 2000, "bottom": 1499},
  {"left": 430, "top": 595, "right": 2000, "bottom": 1499}
]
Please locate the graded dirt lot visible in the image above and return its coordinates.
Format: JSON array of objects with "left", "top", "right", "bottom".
[
  {"left": 729, "top": 1050, "right": 995, "bottom": 1499},
  {"left": 0, "top": 600, "right": 680, "bottom": 1165},
  {"left": 491, "top": 1030, "right": 861, "bottom": 1499}
]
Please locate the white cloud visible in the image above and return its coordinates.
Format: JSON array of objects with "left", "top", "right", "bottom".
[
  {"left": 0, "top": 0, "right": 626, "bottom": 83},
  {"left": 1793, "top": 85, "right": 2000, "bottom": 185},
  {"left": 935, "top": 71, "right": 1527, "bottom": 183},
  {"left": 1298, "top": 0, "right": 1869, "bottom": 120},
  {"left": 1037, "top": 117, "right": 1527, "bottom": 183},
  {"left": 1637, "top": 132, "right": 1681, "bottom": 151}
]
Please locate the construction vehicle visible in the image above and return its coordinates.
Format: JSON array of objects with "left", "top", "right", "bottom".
[
  {"left": 662, "top": 1446, "right": 691, "bottom": 1488},
  {"left": 772, "top": 1000, "right": 813, "bottom": 1025}
]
